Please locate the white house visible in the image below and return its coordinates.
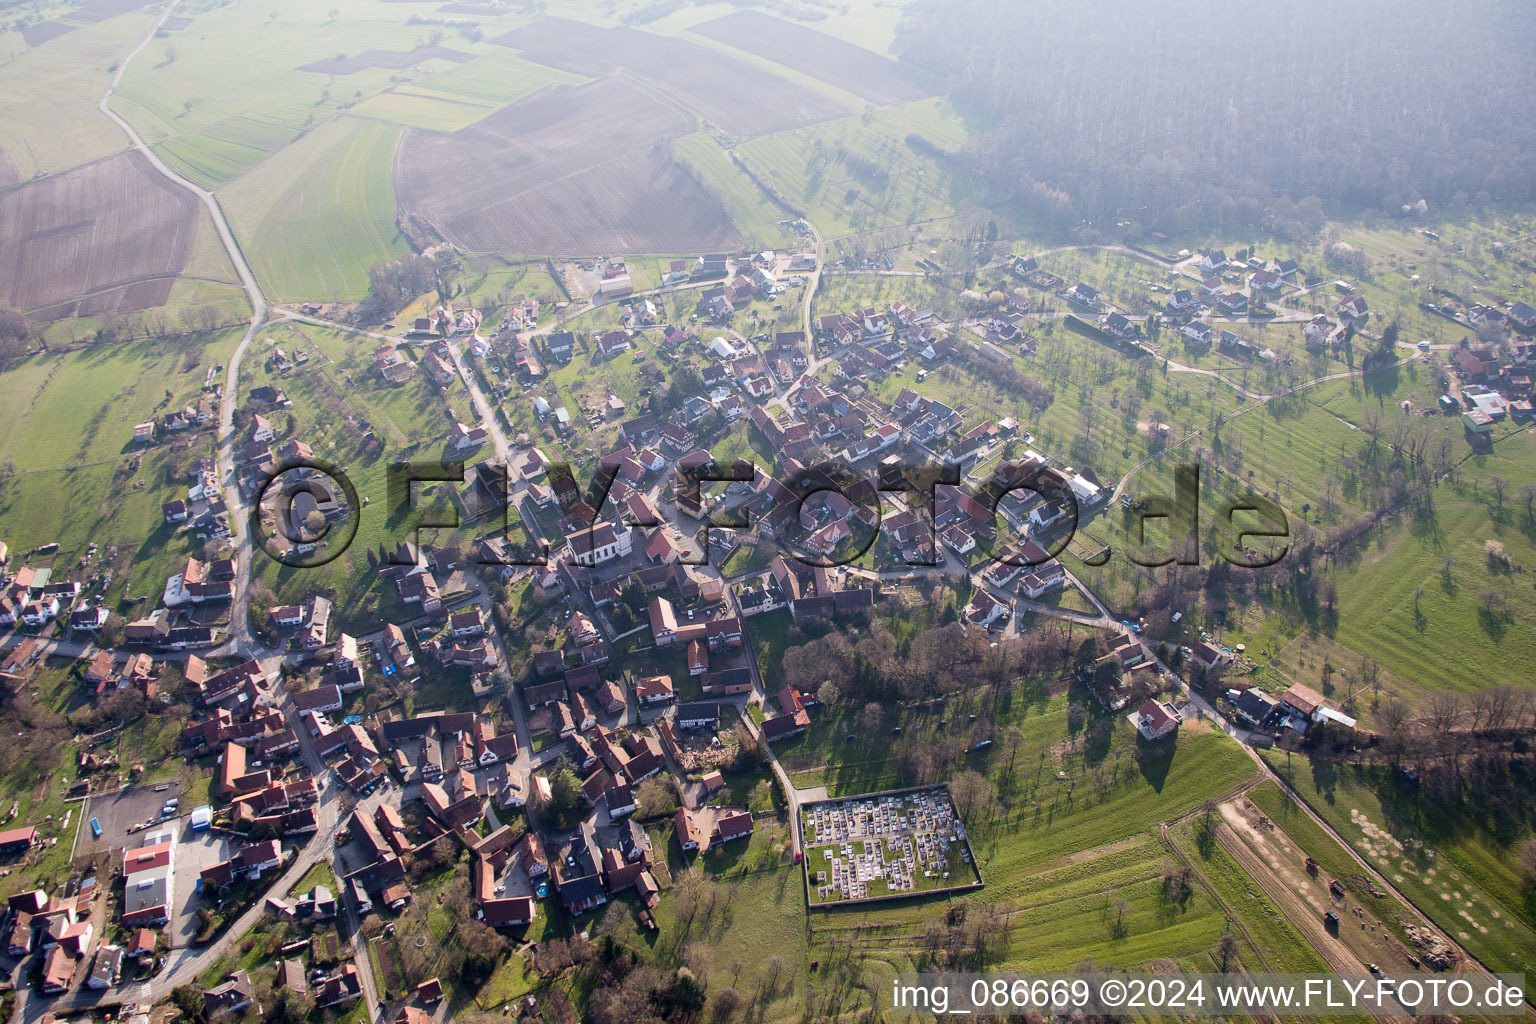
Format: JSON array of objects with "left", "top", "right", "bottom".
[
  {"left": 566, "top": 522, "right": 633, "bottom": 566},
  {"left": 1019, "top": 561, "right": 1067, "bottom": 598}
]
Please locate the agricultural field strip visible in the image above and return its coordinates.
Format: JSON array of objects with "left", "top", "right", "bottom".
[
  {"left": 688, "top": 10, "right": 939, "bottom": 106},
  {"left": 395, "top": 76, "right": 744, "bottom": 256},
  {"left": 1260, "top": 753, "right": 1536, "bottom": 974},
  {"left": 0, "top": 150, "right": 199, "bottom": 319},
  {"left": 490, "top": 15, "right": 849, "bottom": 140},
  {"left": 223, "top": 116, "right": 407, "bottom": 302}
]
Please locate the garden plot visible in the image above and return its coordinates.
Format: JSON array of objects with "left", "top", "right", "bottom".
[{"left": 801, "top": 785, "right": 981, "bottom": 906}]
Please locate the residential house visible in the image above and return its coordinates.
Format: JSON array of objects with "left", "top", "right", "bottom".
[
  {"left": 204, "top": 971, "right": 257, "bottom": 1017},
  {"left": 713, "top": 811, "right": 754, "bottom": 845},
  {"left": 676, "top": 702, "right": 720, "bottom": 729},
  {"left": 1133, "top": 699, "right": 1182, "bottom": 741}
]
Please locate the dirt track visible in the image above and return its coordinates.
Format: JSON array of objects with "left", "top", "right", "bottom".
[{"left": 1218, "top": 799, "right": 1420, "bottom": 1024}]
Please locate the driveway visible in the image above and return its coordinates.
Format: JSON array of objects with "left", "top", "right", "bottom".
[{"left": 168, "top": 827, "right": 236, "bottom": 948}]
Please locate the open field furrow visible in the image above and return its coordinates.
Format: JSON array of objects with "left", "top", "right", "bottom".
[{"left": 396, "top": 77, "right": 745, "bottom": 257}]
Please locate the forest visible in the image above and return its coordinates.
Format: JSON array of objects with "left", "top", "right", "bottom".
[{"left": 895, "top": 0, "right": 1536, "bottom": 239}]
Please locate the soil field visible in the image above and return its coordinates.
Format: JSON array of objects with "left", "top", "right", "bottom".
[
  {"left": 396, "top": 76, "right": 744, "bottom": 255},
  {"left": 0, "top": 150, "right": 198, "bottom": 319},
  {"left": 71, "top": 0, "right": 149, "bottom": 22},
  {"left": 690, "top": 11, "right": 938, "bottom": 106},
  {"left": 491, "top": 16, "right": 846, "bottom": 140},
  {"left": 19, "top": 21, "right": 75, "bottom": 47},
  {"left": 299, "top": 44, "right": 473, "bottom": 75}
]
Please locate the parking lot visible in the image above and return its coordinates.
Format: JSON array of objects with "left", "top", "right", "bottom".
[
  {"left": 168, "top": 828, "right": 234, "bottom": 949},
  {"left": 75, "top": 780, "right": 186, "bottom": 858}
]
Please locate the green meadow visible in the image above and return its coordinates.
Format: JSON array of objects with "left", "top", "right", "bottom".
[{"left": 223, "top": 116, "right": 408, "bottom": 303}]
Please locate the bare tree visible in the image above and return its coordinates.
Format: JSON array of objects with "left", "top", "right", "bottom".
[
  {"left": 1425, "top": 693, "right": 1462, "bottom": 734},
  {"left": 1378, "top": 698, "right": 1411, "bottom": 734},
  {"left": 1215, "top": 932, "right": 1240, "bottom": 972},
  {"left": 951, "top": 769, "right": 995, "bottom": 821},
  {"left": 1110, "top": 898, "right": 1131, "bottom": 938},
  {"left": 1520, "top": 483, "right": 1536, "bottom": 521}
]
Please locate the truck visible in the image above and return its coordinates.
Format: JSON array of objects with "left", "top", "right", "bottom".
[{"left": 89, "top": 817, "right": 102, "bottom": 839}]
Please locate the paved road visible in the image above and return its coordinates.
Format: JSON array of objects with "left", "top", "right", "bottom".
[
  {"left": 10, "top": 10, "right": 384, "bottom": 1020},
  {"left": 96, "top": 0, "right": 269, "bottom": 661},
  {"left": 801, "top": 221, "right": 823, "bottom": 350}
]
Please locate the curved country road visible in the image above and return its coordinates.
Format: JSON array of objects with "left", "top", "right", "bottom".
[
  {"left": 96, "top": 0, "right": 269, "bottom": 657},
  {"left": 12, "top": 7, "right": 371, "bottom": 1024}
]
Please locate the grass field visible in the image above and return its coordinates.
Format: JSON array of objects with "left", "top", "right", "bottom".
[
  {"left": 456, "top": 255, "right": 570, "bottom": 314},
  {"left": 223, "top": 116, "right": 407, "bottom": 302},
  {"left": 0, "top": 11, "right": 153, "bottom": 176},
  {"left": 112, "top": 0, "right": 496, "bottom": 187},
  {"left": 966, "top": 725, "right": 1259, "bottom": 869},
  {"left": 290, "top": 859, "right": 337, "bottom": 898},
  {"left": 671, "top": 132, "right": 798, "bottom": 251},
  {"left": 0, "top": 330, "right": 239, "bottom": 468},
  {"left": 1107, "top": 366, "right": 1536, "bottom": 699},
  {"left": 348, "top": 49, "right": 585, "bottom": 132},
  {"left": 0, "top": 330, "right": 242, "bottom": 608},
  {"left": 1165, "top": 817, "right": 1337, "bottom": 975},
  {"left": 1260, "top": 750, "right": 1536, "bottom": 974},
  {"left": 736, "top": 98, "right": 994, "bottom": 239},
  {"left": 1328, "top": 503, "right": 1536, "bottom": 692},
  {"left": 0, "top": 732, "right": 81, "bottom": 895}
]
